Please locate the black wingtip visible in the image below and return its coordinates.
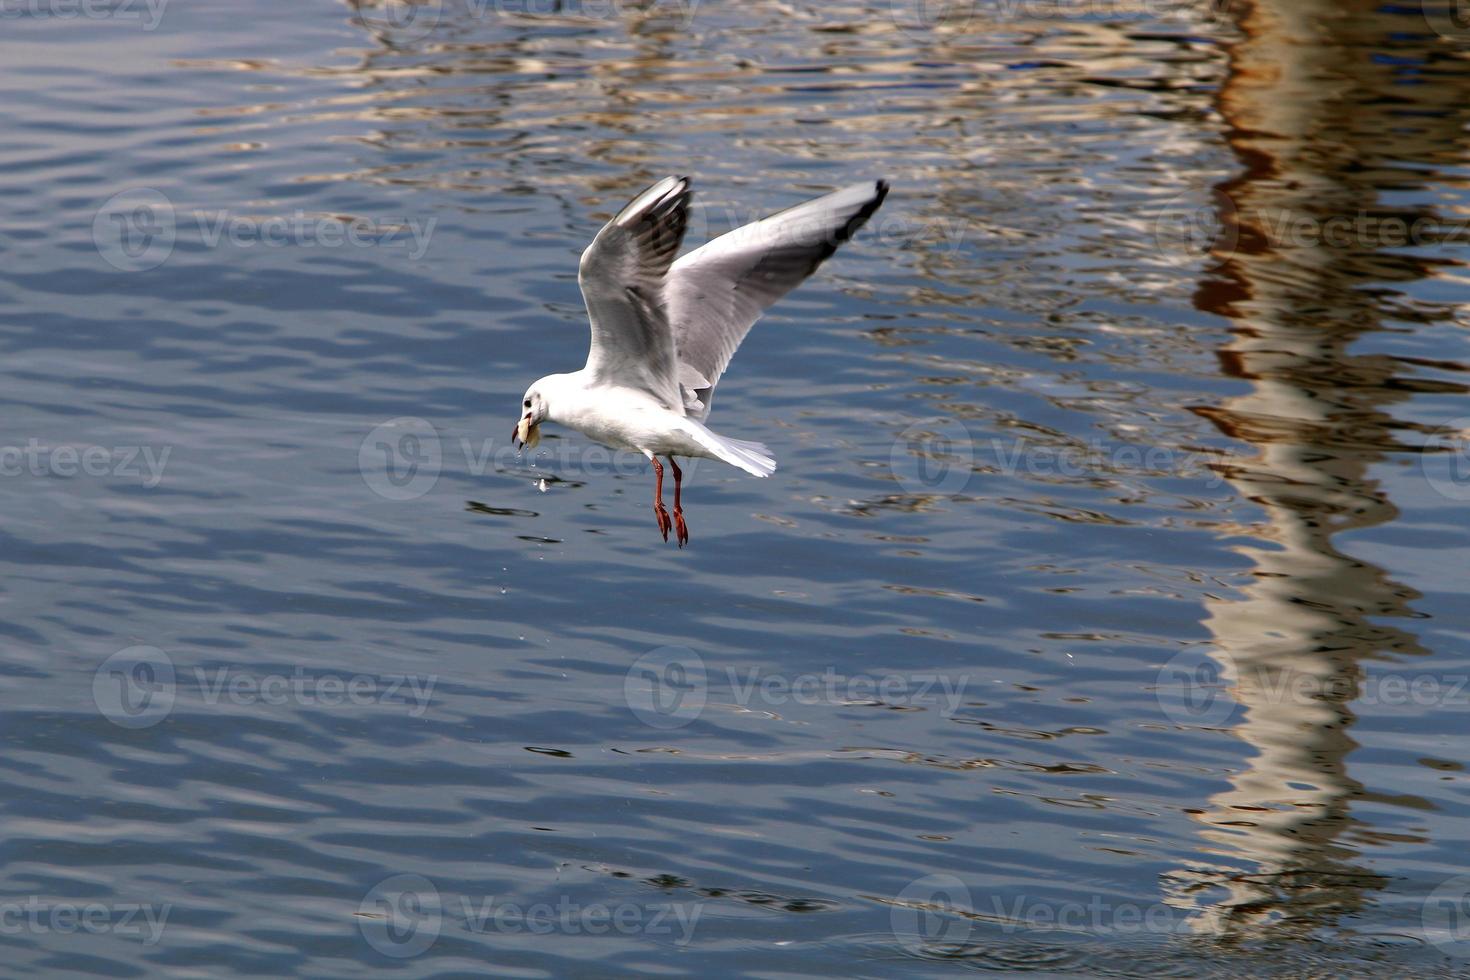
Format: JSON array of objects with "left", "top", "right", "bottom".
[
  {"left": 837, "top": 178, "right": 889, "bottom": 246},
  {"left": 644, "top": 181, "right": 692, "bottom": 274},
  {"left": 791, "top": 178, "right": 890, "bottom": 273},
  {"left": 860, "top": 179, "right": 890, "bottom": 225}
]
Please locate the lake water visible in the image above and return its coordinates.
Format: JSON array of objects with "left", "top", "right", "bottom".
[{"left": 4, "top": 0, "right": 1470, "bottom": 975}]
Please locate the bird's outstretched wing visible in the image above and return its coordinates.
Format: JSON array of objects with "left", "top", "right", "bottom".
[
  {"left": 578, "top": 175, "right": 692, "bottom": 409},
  {"left": 665, "top": 179, "right": 889, "bottom": 418}
]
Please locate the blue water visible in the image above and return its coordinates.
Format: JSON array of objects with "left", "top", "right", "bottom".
[{"left": 4, "top": 0, "right": 1470, "bottom": 976}]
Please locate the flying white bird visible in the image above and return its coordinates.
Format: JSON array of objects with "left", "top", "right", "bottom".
[{"left": 513, "top": 176, "right": 889, "bottom": 546}]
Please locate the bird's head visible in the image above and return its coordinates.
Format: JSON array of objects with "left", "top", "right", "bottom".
[{"left": 512, "top": 382, "right": 549, "bottom": 450}]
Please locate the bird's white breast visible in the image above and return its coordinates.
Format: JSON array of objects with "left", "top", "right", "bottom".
[{"left": 552, "top": 382, "right": 709, "bottom": 458}]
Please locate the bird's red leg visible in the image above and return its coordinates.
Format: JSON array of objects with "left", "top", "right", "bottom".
[
  {"left": 651, "top": 456, "right": 671, "bottom": 541},
  {"left": 668, "top": 456, "right": 689, "bottom": 547}
]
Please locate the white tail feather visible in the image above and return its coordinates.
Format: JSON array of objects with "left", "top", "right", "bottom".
[
  {"left": 677, "top": 419, "right": 777, "bottom": 477},
  {"left": 717, "top": 436, "right": 777, "bottom": 477}
]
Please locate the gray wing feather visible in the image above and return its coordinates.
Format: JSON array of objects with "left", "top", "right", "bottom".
[
  {"left": 578, "top": 176, "right": 692, "bottom": 409},
  {"left": 666, "top": 179, "right": 889, "bottom": 418}
]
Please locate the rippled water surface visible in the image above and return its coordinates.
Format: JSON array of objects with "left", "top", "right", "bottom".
[{"left": 5, "top": 0, "right": 1470, "bottom": 975}]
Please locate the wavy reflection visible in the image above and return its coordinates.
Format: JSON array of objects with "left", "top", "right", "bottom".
[
  {"left": 1166, "top": 0, "right": 1469, "bottom": 938},
  {"left": 230, "top": 0, "right": 1467, "bottom": 938}
]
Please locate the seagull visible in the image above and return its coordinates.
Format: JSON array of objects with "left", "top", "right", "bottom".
[{"left": 513, "top": 175, "right": 889, "bottom": 546}]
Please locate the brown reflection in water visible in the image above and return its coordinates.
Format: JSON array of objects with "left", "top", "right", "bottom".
[{"left": 1167, "top": 0, "right": 1470, "bottom": 937}]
